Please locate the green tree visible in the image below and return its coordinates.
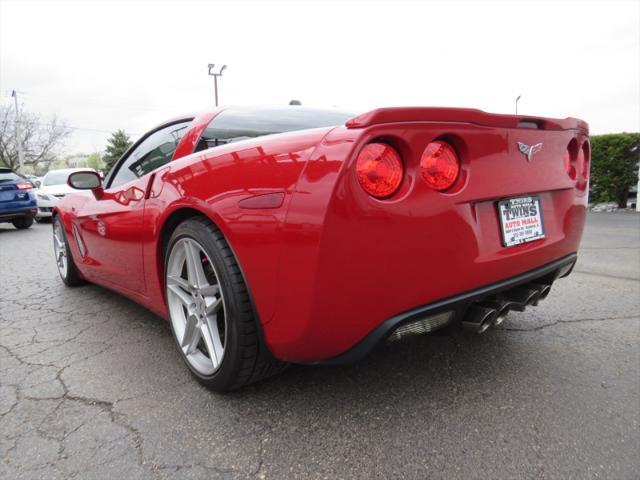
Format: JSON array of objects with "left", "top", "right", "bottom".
[
  {"left": 48, "top": 159, "right": 69, "bottom": 171},
  {"left": 86, "top": 152, "right": 103, "bottom": 172},
  {"left": 103, "top": 130, "right": 132, "bottom": 171},
  {"left": 590, "top": 133, "right": 640, "bottom": 208}
]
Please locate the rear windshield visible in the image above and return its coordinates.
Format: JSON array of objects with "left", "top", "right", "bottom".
[
  {"left": 43, "top": 171, "right": 71, "bottom": 186},
  {"left": 195, "top": 107, "right": 353, "bottom": 152},
  {"left": 0, "top": 169, "right": 24, "bottom": 183}
]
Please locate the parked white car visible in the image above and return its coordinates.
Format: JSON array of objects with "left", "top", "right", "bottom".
[{"left": 36, "top": 168, "right": 96, "bottom": 220}]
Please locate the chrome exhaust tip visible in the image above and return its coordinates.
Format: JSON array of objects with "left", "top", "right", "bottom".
[
  {"left": 493, "top": 313, "right": 507, "bottom": 327},
  {"left": 529, "top": 283, "right": 551, "bottom": 305},
  {"left": 502, "top": 288, "right": 540, "bottom": 311},
  {"left": 480, "top": 299, "right": 511, "bottom": 327},
  {"left": 462, "top": 305, "right": 497, "bottom": 334}
]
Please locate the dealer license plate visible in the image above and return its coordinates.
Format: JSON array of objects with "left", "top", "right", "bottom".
[{"left": 498, "top": 195, "right": 545, "bottom": 247}]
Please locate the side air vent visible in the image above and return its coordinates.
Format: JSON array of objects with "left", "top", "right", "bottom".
[{"left": 72, "top": 224, "right": 87, "bottom": 258}]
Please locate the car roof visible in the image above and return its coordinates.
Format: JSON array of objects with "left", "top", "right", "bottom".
[
  {"left": 218, "top": 105, "right": 354, "bottom": 115},
  {"left": 159, "top": 106, "right": 355, "bottom": 129}
]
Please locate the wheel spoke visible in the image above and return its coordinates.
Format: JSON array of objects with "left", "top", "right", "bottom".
[
  {"left": 205, "top": 296, "right": 223, "bottom": 315},
  {"left": 201, "top": 318, "right": 224, "bottom": 368},
  {"left": 167, "top": 281, "right": 192, "bottom": 307},
  {"left": 200, "top": 284, "right": 219, "bottom": 297},
  {"left": 184, "top": 240, "right": 208, "bottom": 288},
  {"left": 168, "top": 274, "right": 190, "bottom": 290},
  {"left": 181, "top": 314, "right": 201, "bottom": 355}
]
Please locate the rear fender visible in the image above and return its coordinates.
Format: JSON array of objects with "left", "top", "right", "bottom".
[{"left": 146, "top": 127, "right": 333, "bottom": 325}]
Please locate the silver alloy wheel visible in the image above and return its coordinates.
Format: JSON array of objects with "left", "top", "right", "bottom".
[
  {"left": 53, "top": 220, "right": 68, "bottom": 278},
  {"left": 166, "top": 238, "right": 227, "bottom": 376}
]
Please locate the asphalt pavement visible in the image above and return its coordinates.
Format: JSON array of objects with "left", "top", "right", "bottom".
[{"left": 0, "top": 212, "right": 638, "bottom": 479}]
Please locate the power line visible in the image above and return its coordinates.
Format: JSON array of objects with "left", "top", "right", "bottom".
[
  {"left": 4, "top": 91, "right": 186, "bottom": 114},
  {"left": 4, "top": 119, "right": 140, "bottom": 136}
]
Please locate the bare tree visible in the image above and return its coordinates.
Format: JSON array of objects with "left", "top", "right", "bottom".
[{"left": 0, "top": 104, "right": 71, "bottom": 171}]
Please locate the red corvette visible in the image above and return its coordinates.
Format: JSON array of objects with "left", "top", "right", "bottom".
[{"left": 53, "top": 106, "right": 589, "bottom": 391}]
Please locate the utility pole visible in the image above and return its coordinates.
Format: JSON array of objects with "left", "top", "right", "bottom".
[
  {"left": 207, "top": 64, "right": 227, "bottom": 107},
  {"left": 11, "top": 90, "right": 25, "bottom": 169},
  {"left": 515, "top": 95, "right": 522, "bottom": 115}
]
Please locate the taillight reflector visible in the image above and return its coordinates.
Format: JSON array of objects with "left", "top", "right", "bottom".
[
  {"left": 16, "top": 181, "right": 33, "bottom": 190},
  {"left": 355, "top": 143, "right": 403, "bottom": 199},
  {"left": 420, "top": 141, "right": 460, "bottom": 191},
  {"left": 563, "top": 149, "right": 576, "bottom": 180},
  {"left": 578, "top": 143, "right": 590, "bottom": 179}
]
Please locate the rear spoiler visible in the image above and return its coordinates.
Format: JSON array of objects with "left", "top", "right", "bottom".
[{"left": 346, "top": 107, "right": 588, "bottom": 133}]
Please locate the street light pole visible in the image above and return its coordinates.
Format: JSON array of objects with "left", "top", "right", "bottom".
[
  {"left": 213, "top": 75, "right": 218, "bottom": 107},
  {"left": 631, "top": 145, "right": 640, "bottom": 212},
  {"left": 515, "top": 95, "right": 522, "bottom": 116},
  {"left": 208, "top": 64, "right": 227, "bottom": 107},
  {"left": 11, "top": 90, "right": 25, "bottom": 169},
  {"left": 636, "top": 159, "right": 640, "bottom": 212}
]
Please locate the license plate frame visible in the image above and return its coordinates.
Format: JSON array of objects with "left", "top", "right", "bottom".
[{"left": 497, "top": 195, "right": 545, "bottom": 247}]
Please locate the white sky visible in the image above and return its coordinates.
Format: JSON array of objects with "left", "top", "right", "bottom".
[{"left": 1, "top": 0, "right": 639, "bottom": 154}]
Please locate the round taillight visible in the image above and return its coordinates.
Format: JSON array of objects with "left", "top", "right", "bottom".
[
  {"left": 355, "top": 143, "right": 403, "bottom": 198},
  {"left": 420, "top": 141, "right": 460, "bottom": 191},
  {"left": 563, "top": 149, "right": 576, "bottom": 180}
]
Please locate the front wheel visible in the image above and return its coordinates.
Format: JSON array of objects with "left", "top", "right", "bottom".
[
  {"left": 52, "top": 216, "right": 86, "bottom": 286},
  {"left": 165, "top": 217, "right": 285, "bottom": 392}
]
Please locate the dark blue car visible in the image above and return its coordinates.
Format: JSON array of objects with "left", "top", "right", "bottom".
[{"left": 0, "top": 167, "right": 37, "bottom": 229}]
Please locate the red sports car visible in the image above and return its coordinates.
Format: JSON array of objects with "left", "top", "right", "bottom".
[{"left": 52, "top": 106, "right": 590, "bottom": 391}]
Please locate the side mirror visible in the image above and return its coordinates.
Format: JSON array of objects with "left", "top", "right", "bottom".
[
  {"left": 34, "top": 180, "right": 41, "bottom": 189},
  {"left": 68, "top": 171, "right": 103, "bottom": 199}
]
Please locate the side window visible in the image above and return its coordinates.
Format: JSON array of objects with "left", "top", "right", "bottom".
[{"left": 109, "top": 121, "right": 190, "bottom": 188}]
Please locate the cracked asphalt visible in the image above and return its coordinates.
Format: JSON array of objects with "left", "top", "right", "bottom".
[{"left": 1, "top": 212, "right": 638, "bottom": 479}]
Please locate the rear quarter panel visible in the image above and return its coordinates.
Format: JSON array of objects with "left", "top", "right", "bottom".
[{"left": 143, "top": 127, "right": 334, "bottom": 322}]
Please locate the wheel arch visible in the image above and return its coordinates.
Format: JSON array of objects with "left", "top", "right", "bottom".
[
  {"left": 158, "top": 207, "right": 206, "bottom": 262},
  {"left": 157, "top": 205, "right": 235, "bottom": 294},
  {"left": 155, "top": 206, "right": 277, "bottom": 360}
]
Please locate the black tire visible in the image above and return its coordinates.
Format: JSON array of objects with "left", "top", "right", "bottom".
[
  {"left": 165, "top": 217, "right": 286, "bottom": 392},
  {"left": 12, "top": 215, "right": 33, "bottom": 229},
  {"left": 52, "top": 216, "right": 86, "bottom": 287}
]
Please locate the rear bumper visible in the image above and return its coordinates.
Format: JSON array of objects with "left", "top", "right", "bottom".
[
  {"left": 36, "top": 195, "right": 59, "bottom": 217},
  {"left": 0, "top": 207, "right": 37, "bottom": 222},
  {"left": 36, "top": 207, "right": 54, "bottom": 217},
  {"left": 308, "top": 253, "right": 576, "bottom": 365}
]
